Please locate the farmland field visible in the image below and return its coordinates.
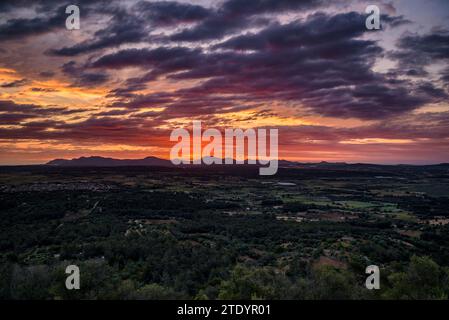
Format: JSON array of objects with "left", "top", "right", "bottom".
[{"left": 1, "top": 164, "right": 449, "bottom": 299}]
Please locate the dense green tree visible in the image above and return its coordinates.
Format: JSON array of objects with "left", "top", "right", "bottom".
[
  {"left": 306, "top": 265, "right": 360, "bottom": 300},
  {"left": 218, "top": 265, "right": 289, "bottom": 300},
  {"left": 383, "top": 256, "right": 449, "bottom": 299}
]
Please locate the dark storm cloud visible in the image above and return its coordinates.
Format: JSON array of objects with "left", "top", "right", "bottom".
[
  {"left": 50, "top": 1, "right": 212, "bottom": 56},
  {"left": 108, "top": 92, "right": 174, "bottom": 108},
  {"left": 90, "top": 46, "right": 203, "bottom": 94},
  {"left": 31, "top": 87, "right": 58, "bottom": 92},
  {"left": 222, "top": 0, "right": 322, "bottom": 15},
  {"left": 50, "top": 0, "right": 305, "bottom": 50},
  {"left": 381, "top": 14, "right": 411, "bottom": 28},
  {"left": 96, "top": 109, "right": 131, "bottom": 116},
  {"left": 0, "top": 0, "right": 107, "bottom": 12},
  {"left": 169, "top": 13, "right": 264, "bottom": 42},
  {"left": 0, "top": 113, "right": 38, "bottom": 125},
  {"left": 2, "top": 1, "right": 444, "bottom": 126},
  {"left": 0, "top": 119, "right": 60, "bottom": 140},
  {"left": 0, "top": 114, "right": 172, "bottom": 147},
  {"left": 0, "top": 1, "right": 116, "bottom": 42},
  {"left": 0, "top": 100, "right": 87, "bottom": 126},
  {"left": 0, "top": 100, "right": 53, "bottom": 113},
  {"left": 216, "top": 12, "right": 368, "bottom": 51},
  {"left": 390, "top": 29, "right": 449, "bottom": 79},
  {"left": 0, "top": 5, "right": 67, "bottom": 41},
  {"left": 76, "top": 72, "right": 110, "bottom": 86},
  {"left": 348, "top": 111, "right": 449, "bottom": 140},
  {"left": 109, "top": 74, "right": 159, "bottom": 98},
  {"left": 49, "top": 6, "right": 148, "bottom": 56},
  {"left": 90, "top": 46, "right": 202, "bottom": 94},
  {"left": 135, "top": 1, "right": 211, "bottom": 25},
  {"left": 0, "top": 100, "right": 85, "bottom": 115},
  {"left": 302, "top": 84, "right": 430, "bottom": 119},
  {"left": 90, "top": 47, "right": 201, "bottom": 69},
  {"left": 216, "top": 12, "right": 409, "bottom": 51},
  {"left": 398, "top": 30, "right": 449, "bottom": 60},
  {"left": 417, "top": 82, "right": 448, "bottom": 99},
  {"left": 170, "top": 0, "right": 323, "bottom": 42},
  {"left": 0, "top": 79, "right": 29, "bottom": 88},
  {"left": 39, "top": 71, "right": 55, "bottom": 78},
  {"left": 62, "top": 61, "right": 109, "bottom": 87},
  {"left": 440, "top": 68, "right": 449, "bottom": 86},
  {"left": 91, "top": 11, "right": 436, "bottom": 120}
]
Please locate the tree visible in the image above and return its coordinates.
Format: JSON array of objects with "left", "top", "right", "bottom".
[
  {"left": 383, "top": 256, "right": 448, "bottom": 299},
  {"left": 218, "top": 265, "right": 289, "bottom": 300},
  {"left": 307, "top": 265, "right": 359, "bottom": 300}
]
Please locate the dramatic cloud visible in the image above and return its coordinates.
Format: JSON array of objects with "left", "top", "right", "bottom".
[
  {"left": 0, "top": 100, "right": 86, "bottom": 126},
  {"left": 62, "top": 61, "right": 110, "bottom": 87},
  {"left": 50, "top": 1, "right": 212, "bottom": 56},
  {"left": 170, "top": 0, "right": 323, "bottom": 41},
  {"left": 0, "top": 6, "right": 66, "bottom": 41},
  {"left": 91, "top": 12, "right": 439, "bottom": 120},
  {"left": 50, "top": 7, "right": 149, "bottom": 56},
  {"left": 135, "top": 1, "right": 211, "bottom": 26},
  {"left": 1, "top": 79, "right": 29, "bottom": 88},
  {"left": 1, "top": 0, "right": 449, "bottom": 164},
  {"left": 390, "top": 29, "right": 449, "bottom": 80}
]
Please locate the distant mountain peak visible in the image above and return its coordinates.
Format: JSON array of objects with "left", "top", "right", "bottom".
[{"left": 46, "top": 156, "right": 173, "bottom": 167}]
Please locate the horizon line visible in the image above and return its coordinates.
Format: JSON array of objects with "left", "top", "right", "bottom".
[{"left": 0, "top": 155, "right": 448, "bottom": 167}]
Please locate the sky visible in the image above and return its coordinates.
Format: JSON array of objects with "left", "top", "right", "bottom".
[{"left": 0, "top": 0, "right": 448, "bottom": 165}]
